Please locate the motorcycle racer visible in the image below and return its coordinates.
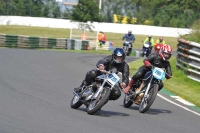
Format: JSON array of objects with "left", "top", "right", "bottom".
[
  {"left": 123, "top": 44, "right": 173, "bottom": 94},
  {"left": 74, "top": 48, "right": 129, "bottom": 100}
]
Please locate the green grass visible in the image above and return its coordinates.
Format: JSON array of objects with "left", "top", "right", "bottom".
[
  {"left": 129, "top": 57, "right": 200, "bottom": 107},
  {"left": 0, "top": 25, "right": 178, "bottom": 49},
  {"left": 42, "top": 49, "right": 113, "bottom": 55}
]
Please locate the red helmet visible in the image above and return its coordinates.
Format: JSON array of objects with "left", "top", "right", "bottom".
[{"left": 159, "top": 44, "right": 172, "bottom": 61}]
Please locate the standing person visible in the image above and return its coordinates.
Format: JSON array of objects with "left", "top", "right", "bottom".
[
  {"left": 98, "top": 31, "right": 106, "bottom": 47},
  {"left": 123, "top": 44, "right": 173, "bottom": 94},
  {"left": 74, "top": 48, "right": 129, "bottom": 101}
]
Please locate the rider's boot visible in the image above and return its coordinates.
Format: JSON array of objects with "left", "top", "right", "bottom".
[
  {"left": 123, "top": 79, "right": 135, "bottom": 94},
  {"left": 74, "top": 80, "right": 87, "bottom": 93}
]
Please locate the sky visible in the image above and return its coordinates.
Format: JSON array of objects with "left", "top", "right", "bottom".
[
  {"left": 56, "top": 0, "right": 78, "bottom": 11},
  {"left": 58, "top": 0, "right": 78, "bottom": 2}
]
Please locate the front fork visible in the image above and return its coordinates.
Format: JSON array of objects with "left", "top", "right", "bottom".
[
  {"left": 143, "top": 76, "right": 153, "bottom": 101},
  {"left": 92, "top": 79, "right": 107, "bottom": 99}
]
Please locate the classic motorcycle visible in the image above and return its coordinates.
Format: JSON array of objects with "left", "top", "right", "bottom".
[
  {"left": 142, "top": 42, "right": 151, "bottom": 57},
  {"left": 123, "top": 66, "right": 167, "bottom": 113},
  {"left": 71, "top": 69, "right": 122, "bottom": 115},
  {"left": 123, "top": 41, "right": 132, "bottom": 56}
]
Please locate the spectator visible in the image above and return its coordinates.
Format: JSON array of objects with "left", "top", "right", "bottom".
[{"left": 98, "top": 31, "right": 106, "bottom": 47}]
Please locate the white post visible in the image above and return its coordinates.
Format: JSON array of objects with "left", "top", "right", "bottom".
[
  {"left": 70, "top": 25, "right": 72, "bottom": 39},
  {"left": 99, "top": 0, "right": 102, "bottom": 9},
  {"left": 96, "top": 22, "right": 99, "bottom": 50}
]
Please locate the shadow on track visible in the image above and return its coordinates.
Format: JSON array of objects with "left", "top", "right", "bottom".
[
  {"left": 74, "top": 107, "right": 130, "bottom": 117},
  {"left": 119, "top": 105, "right": 172, "bottom": 115}
]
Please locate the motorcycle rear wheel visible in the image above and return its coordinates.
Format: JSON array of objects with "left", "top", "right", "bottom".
[
  {"left": 139, "top": 84, "right": 158, "bottom": 113},
  {"left": 87, "top": 87, "right": 111, "bottom": 115},
  {"left": 123, "top": 94, "right": 133, "bottom": 108}
]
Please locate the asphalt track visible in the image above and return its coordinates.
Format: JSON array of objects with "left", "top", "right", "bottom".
[{"left": 0, "top": 48, "right": 199, "bottom": 133}]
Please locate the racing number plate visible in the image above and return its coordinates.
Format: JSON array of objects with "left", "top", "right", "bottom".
[
  {"left": 108, "top": 73, "right": 120, "bottom": 85},
  {"left": 152, "top": 67, "right": 165, "bottom": 80}
]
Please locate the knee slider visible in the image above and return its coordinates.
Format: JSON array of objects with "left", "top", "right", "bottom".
[{"left": 86, "top": 70, "right": 97, "bottom": 79}]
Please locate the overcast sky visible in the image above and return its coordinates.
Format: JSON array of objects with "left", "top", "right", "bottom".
[{"left": 59, "top": 0, "right": 78, "bottom": 2}]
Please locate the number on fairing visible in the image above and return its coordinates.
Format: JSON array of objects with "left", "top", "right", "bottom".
[
  {"left": 108, "top": 73, "right": 120, "bottom": 85},
  {"left": 153, "top": 67, "right": 165, "bottom": 80}
]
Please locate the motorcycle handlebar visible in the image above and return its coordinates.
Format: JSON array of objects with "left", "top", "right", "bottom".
[{"left": 96, "top": 68, "right": 118, "bottom": 74}]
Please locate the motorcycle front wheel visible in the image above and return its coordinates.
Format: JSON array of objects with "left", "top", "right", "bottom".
[
  {"left": 70, "top": 95, "right": 82, "bottom": 109},
  {"left": 87, "top": 87, "right": 111, "bottom": 115},
  {"left": 139, "top": 84, "right": 158, "bottom": 113}
]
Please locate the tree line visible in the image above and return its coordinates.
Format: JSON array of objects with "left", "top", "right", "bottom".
[{"left": 1, "top": 0, "right": 200, "bottom": 28}]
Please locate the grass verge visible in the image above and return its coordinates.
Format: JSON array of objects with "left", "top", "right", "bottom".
[{"left": 0, "top": 25, "right": 178, "bottom": 49}]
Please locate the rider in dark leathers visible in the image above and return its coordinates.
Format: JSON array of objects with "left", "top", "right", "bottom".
[
  {"left": 123, "top": 44, "right": 173, "bottom": 94},
  {"left": 74, "top": 48, "right": 129, "bottom": 100}
]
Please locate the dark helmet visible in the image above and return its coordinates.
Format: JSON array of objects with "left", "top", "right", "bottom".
[{"left": 112, "top": 48, "right": 126, "bottom": 64}]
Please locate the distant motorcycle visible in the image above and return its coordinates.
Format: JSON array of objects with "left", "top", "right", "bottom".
[
  {"left": 142, "top": 42, "right": 151, "bottom": 57},
  {"left": 123, "top": 41, "right": 132, "bottom": 56},
  {"left": 123, "top": 66, "right": 168, "bottom": 113},
  {"left": 71, "top": 69, "right": 122, "bottom": 115}
]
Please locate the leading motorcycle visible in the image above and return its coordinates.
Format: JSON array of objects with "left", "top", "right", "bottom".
[
  {"left": 123, "top": 41, "right": 132, "bottom": 56},
  {"left": 123, "top": 66, "right": 167, "bottom": 113},
  {"left": 71, "top": 69, "right": 122, "bottom": 115}
]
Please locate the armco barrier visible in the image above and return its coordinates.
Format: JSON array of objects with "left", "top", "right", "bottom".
[
  {"left": 0, "top": 34, "right": 98, "bottom": 50},
  {"left": 177, "top": 38, "right": 200, "bottom": 82},
  {"left": 5, "top": 34, "right": 18, "bottom": 48}
]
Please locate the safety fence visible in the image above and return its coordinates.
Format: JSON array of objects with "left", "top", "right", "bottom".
[
  {"left": 0, "top": 34, "right": 92, "bottom": 50},
  {"left": 176, "top": 38, "right": 200, "bottom": 82},
  {"left": 0, "top": 33, "right": 114, "bottom": 51}
]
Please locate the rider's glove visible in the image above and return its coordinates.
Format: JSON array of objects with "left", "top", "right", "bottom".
[
  {"left": 120, "top": 82, "right": 126, "bottom": 89},
  {"left": 144, "top": 60, "right": 151, "bottom": 67}
]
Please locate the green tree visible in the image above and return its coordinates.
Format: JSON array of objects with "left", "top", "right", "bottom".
[
  {"left": 31, "top": 0, "right": 44, "bottom": 17},
  {"left": 126, "top": 11, "right": 134, "bottom": 24},
  {"left": 70, "top": 0, "right": 103, "bottom": 22}
]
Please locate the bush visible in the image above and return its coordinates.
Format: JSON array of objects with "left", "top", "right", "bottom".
[{"left": 181, "top": 19, "right": 200, "bottom": 43}]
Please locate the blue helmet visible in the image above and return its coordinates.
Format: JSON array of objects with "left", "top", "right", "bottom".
[{"left": 112, "top": 48, "right": 126, "bottom": 64}]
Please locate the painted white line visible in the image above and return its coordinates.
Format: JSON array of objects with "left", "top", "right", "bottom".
[
  {"left": 157, "top": 94, "right": 200, "bottom": 116},
  {"left": 170, "top": 96, "right": 195, "bottom": 106}
]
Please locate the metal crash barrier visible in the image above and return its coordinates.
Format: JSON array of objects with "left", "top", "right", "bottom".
[{"left": 177, "top": 38, "right": 200, "bottom": 82}]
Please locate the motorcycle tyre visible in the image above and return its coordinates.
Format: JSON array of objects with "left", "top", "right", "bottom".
[
  {"left": 123, "top": 94, "right": 133, "bottom": 108},
  {"left": 70, "top": 95, "right": 83, "bottom": 109},
  {"left": 142, "top": 53, "right": 144, "bottom": 57},
  {"left": 87, "top": 87, "right": 111, "bottom": 115},
  {"left": 139, "top": 84, "right": 158, "bottom": 113}
]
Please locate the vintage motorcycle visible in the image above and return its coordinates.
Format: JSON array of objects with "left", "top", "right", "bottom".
[
  {"left": 123, "top": 66, "right": 167, "bottom": 113},
  {"left": 71, "top": 69, "right": 122, "bottom": 115},
  {"left": 123, "top": 41, "right": 132, "bottom": 56},
  {"left": 142, "top": 42, "right": 152, "bottom": 57}
]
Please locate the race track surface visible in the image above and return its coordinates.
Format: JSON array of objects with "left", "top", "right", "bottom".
[{"left": 0, "top": 48, "right": 199, "bottom": 133}]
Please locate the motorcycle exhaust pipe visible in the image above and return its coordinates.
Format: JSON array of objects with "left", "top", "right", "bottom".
[{"left": 73, "top": 91, "right": 80, "bottom": 98}]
